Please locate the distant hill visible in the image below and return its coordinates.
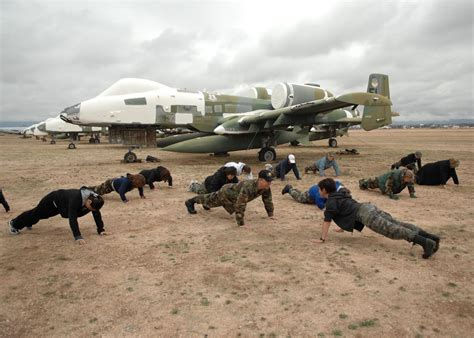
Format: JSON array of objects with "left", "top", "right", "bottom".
[{"left": 393, "top": 119, "right": 474, "bottom": 125}]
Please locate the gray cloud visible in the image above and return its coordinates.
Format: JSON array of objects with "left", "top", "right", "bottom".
[{"left": 0, "top": 0, "right": 472, "bottom": 122}]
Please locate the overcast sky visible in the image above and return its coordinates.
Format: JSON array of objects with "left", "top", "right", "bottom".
[{"left": 1, "top": 0, "right": 472, "bottom": 122}]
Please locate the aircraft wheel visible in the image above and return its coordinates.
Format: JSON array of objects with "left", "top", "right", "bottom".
[
  {"left": 124, "top": 151, "right": 137, "bottom": 163},
  {"left": 50, "top": 140, "right": 56, "bottom": 145},
  {"left": 89, "top": 137, "right": 94, "bottom": 144},
  {"left": 328, "top": 138, "right": 338, "bottom": 148},
  {"left": 94, "top": 138, "right": 100, "bottom": 144},
  {"left": 258, "top": 147, "right": 276, "bottom": 162},
  {"left": 68, "top": 143, "right": 76, "bottom": 149}
]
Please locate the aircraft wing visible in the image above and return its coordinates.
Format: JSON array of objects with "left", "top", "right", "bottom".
[{"left": 215, "top": 92, "right": 391, "bottom": 134}]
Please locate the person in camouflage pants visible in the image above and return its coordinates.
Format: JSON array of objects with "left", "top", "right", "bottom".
[
  {"left": 185, "top": 170, "right": 274, "bottom": 226},
  {"left": 315, "top": 178, "right": 440, "bottom": 259},
  {"left": 281, "top": 181, "right": 344, "bottom": 210},
  {"left": 357, "top": 203, "right": 421, "bottom": 240},
  {"left": 90, "top": 173, "right": 146, "bottom": 202},
  {"left": 358, "top": 168, "right": 416, "bottom": 200},
  {"left": 93, "top": 179, "right": 114, "bottom": 195},
  {"left": 187, "top": 181, "right": 208, "bottom": 194}
]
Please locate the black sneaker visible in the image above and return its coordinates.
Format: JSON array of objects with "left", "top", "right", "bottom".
[
  {"left": 185, "top": 199, "right": 197, "bottom": 214},
  {"left": 281, "top": 184, "right": 292, "bottom": 195},
  {"left": 8, "top": 220, "right": 20, "bottom": 235}
]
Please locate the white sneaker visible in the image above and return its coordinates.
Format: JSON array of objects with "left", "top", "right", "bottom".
[{"left": 8, "top": 220, "right": 20, "bottom": 235}]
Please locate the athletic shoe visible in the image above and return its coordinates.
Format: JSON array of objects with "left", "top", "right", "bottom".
[
  {"left": 281, "top": 184, "right": 293, "bottom": 195},
  {"left": 8, "top": 220, "right": 20, "bottom": 235}
]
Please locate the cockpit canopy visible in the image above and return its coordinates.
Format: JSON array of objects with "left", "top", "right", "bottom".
[{"left": 97, "top": 78, "right": 170, "bottom": 97}]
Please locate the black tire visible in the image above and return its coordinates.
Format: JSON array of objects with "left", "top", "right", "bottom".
[
  {"left": 94, "top": 138, "right": 100, "bottom": 144},
  {"left": 290, "top": 140, "right": 300, "bottom": 147},
  {"left": 258, "top": 147, "right": 276, "bottom": 162},
  {"left": 328, "top": 138, "right": 338, "bottom": 148},
  {"left": 68, "top": 143, "right": 76, "bottom": 149},
  {"left": 89, "top": 138, "right": 94, "bottom": 144},
  {"left": 50, "top": 140, "right": 56, "bottom": 145},
  {"left": 124, "top": 151, "right": 137, "bottom": 163}
]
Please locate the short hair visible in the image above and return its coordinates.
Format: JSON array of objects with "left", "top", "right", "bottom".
[
  {"left": 449, "top": 158, "right": 460, "bottom": 168},
  {"left": 327, "top": 152, "right": 335, "bottom": 158},
  {"left": 318, "top": 178, "right": 337, "bottom": 193},
  {"left": 88, "top": 194, "right": 104, "bottom": 210},
  {"left": 224, "top": 167, "right": 237, "bottom": 176},
  {"left": 402, "top": 169, "right": 415, "bottom": 180},
  {"left": 242, "top": 165, "right": 251, "bottom": 174},
  {"left": 127, "top": 173, "right": 146, "bottom": 188}
]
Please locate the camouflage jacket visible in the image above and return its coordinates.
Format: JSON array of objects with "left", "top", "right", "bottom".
[
  {"left": 378, "top": 169, "right": 415, "bottom": 196},
  {"left": 217, "top": 179, "right": 274, "bottom": 225}
]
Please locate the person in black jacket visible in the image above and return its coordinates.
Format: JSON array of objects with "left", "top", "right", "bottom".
[
  {"left": 0, "top": 188, "right": 10, "bottom": 212},
  {"left": 8, "top": 188, "right": 107, "bottom": 244},
  {"left": 188, "top": 167, "right": 238, "bottom": 194},
  {"left": 274, "top": 154, "right": 301, "bottom": 181},
  {"left": 391, "top": 151, "right": 422, "bottom": 172},
  {"left": 312, "top": 178, "right": 440, "bottom": 259},
  {"left": 416, "top": 158, "right": 460, "bottom": 186},
  {"left": 205, "top": 166, "right": 238, "bottom": 193},
  {"left": 139, "top": 166, "right": 173, "bottom": 190}
]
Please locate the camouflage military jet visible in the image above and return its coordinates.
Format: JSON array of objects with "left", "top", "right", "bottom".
[{"left": 61, "top": 74, "right": 393, "bottom": 161}]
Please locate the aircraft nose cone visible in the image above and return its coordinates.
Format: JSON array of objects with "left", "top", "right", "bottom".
[{"left": 213, "top": 125, "right": 225, "bottom": 135}]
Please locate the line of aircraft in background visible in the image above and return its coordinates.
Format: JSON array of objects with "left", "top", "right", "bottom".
[{"left": 11, "top": 73, "right": 398, "bottom": 160}]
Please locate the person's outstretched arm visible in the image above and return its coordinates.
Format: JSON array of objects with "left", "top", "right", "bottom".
[{"left": 451, "top": 168, "right": 459, "bottom": 185}]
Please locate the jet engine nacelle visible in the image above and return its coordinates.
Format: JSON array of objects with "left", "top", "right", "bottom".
[{"left": 271, "top": 83, "right": 334, "bottom": 109}]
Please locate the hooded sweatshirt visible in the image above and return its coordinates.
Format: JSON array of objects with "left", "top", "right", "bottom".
[
  {"left": 204, "top": 167, "right": 239, "bottom": 193},
  {"left": 324, "top": 188, "right": 364, "bottom": 232}
]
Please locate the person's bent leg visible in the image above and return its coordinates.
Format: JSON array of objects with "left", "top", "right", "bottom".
[
  {"left": 289, "top": 188, "right": 312, "bottom": 204},
  {"left": 92, "top": 179, "right": 114, "bottom": 195},
  {"left": 188, "top": 181, "right": 207, "bottom": 194},
  {"left": 366, "top": 178, "right": 379, "bottom": 190},
  {"left": 186, "top": 192, "right": 221, "bottom": 214}
]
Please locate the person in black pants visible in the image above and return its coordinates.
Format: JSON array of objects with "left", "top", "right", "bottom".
[
  {"left": 8, "top": 187, "right": 107, "bottom": 244},
  {"left": 416, "top": 158, "right": 460, "bottom": 185},
  {"left": 0, "top": 189, "right": 10, "bottom": 212}
]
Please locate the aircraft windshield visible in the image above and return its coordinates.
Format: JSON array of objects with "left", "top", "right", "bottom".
[{"left": 97, "top": 78, "right": 169, "bottom": 97}]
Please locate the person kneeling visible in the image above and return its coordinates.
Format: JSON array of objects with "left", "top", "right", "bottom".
[
  {"left": 314, "top": 178, "right": 440, "bottom": 259},
  {"left": 359, "top": 168, "right": 416, "bottom": 200},
  {"left": 281, "top": 181, "right": 344, "bottom": 209},
  {"left": 8, "top": 187, "right": 107, "bottom": 244},
  {"left": 91, "top": 173, "right": 146, "bottom": 203}
]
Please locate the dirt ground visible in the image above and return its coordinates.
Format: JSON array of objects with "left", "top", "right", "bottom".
[{"left": 0, "top": 129, "right": 473, "bottom": 337}]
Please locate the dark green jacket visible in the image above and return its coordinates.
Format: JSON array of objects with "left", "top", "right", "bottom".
[{"left": 378, "top": 169, "right": 415, "bottom": 195}]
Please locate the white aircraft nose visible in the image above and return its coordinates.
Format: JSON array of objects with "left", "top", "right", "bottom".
[{"left": 213, "top": 125, "right": 226, "bottom": 135}]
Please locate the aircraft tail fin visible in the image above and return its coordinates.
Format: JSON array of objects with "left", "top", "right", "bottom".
[{"left": 361, "top": 74, "right": 393, "bottom": 131}]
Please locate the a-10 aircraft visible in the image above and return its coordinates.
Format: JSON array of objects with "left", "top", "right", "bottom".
[{"left": 60, "top": 74, "right": 394, "bottom": 161}]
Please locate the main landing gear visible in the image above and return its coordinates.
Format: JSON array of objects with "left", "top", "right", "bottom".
[
  {"left": 328, "top": 138, "right": 338, "bottom": 148},
  {"left": 258, "top": 147, "right": 276, "bottom": 162}
]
